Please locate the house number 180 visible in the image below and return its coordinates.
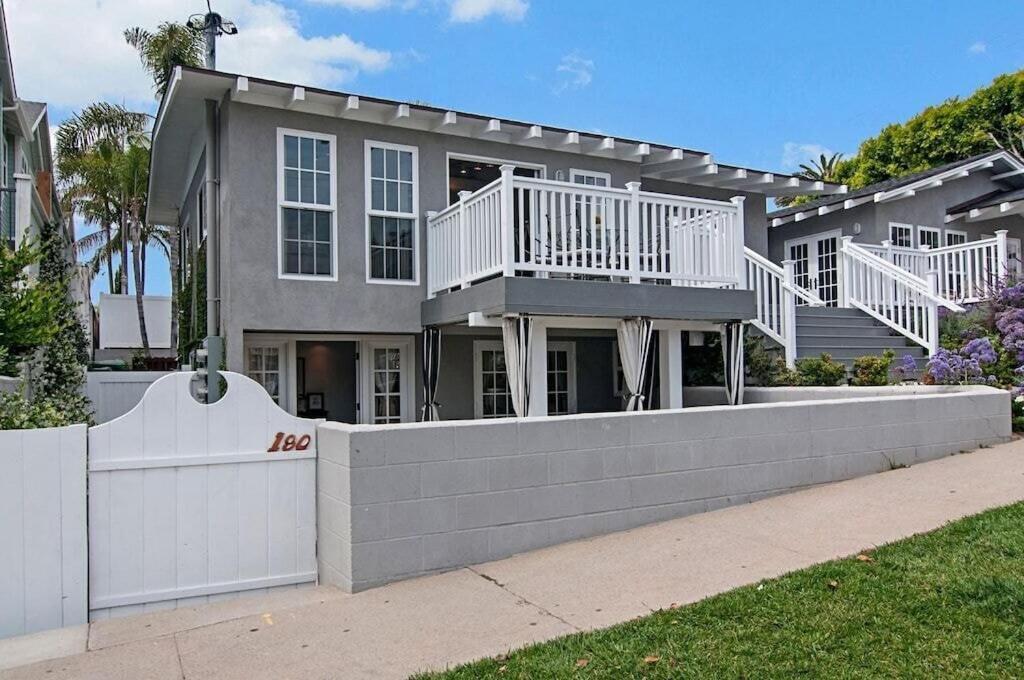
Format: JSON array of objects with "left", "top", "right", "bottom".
[{"left": 268, "top": 432, "right": 311, "bottom": 452}]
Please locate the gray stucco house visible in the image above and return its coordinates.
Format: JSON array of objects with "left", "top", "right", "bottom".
[
  {"left": 768, "top": 151, "right": 1024, "bottom": 303},
  {"left": 146, "top": 66, "right": 847, "bottom": 422}
]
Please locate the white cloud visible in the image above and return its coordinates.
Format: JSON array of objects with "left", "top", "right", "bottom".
[
  {"left": 306, "top": 0, "right": 394, "bottom": 8},
  {"left": 448, "top": 0, "right": 528, "bottom": 23},
  {"left": 781, "top": 142, "right": 834, "bottom": 171},
  {"left": 6, "top": 0, "right": 393, "bottom": 111},
  {"left": 968, "top": 41, "right": 987, "bottom": 55},
  {"left": 553, "top": 51, "right": 593, "bottom": 94}
]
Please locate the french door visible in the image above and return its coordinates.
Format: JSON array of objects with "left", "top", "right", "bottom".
[{"left": 786, "top": 231, "right": 842, "bottom": 306}]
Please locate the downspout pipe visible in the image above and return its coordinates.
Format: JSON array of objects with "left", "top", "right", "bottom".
[
  {"left": 203, "top": 98, "right": 223, "bottom": 402},
  {"left": 204, "top": 99, "right": 219, "bottom": 338}
]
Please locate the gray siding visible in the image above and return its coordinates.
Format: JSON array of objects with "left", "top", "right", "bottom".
[
  {"left": 216, "top": 101, "right": 770, "bottom": 369},
  {"left": 769, "top": 171, "right": 1024, "bottom": 262}
]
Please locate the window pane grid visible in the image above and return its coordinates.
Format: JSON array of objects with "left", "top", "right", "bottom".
[
  {"left": 283, "top": 134, "right": 331, "bottom": 207},
  {"left": 480, "top": 349, "right": 514, "bottom": 418},
  {"left": 281, "top": 131, "right": 335, "bottom": 278},
  {"left": 283, "top": 208, "right": 332, "bottom": 276},
  {"left": 372, "top": 348, "right": 402, "bottom": 424},
  {"left": 247, "top": 347, "right": 281, "bottom": 404},
  {"left": 367, "top": 143, "right": 417, "bottom": 281}
]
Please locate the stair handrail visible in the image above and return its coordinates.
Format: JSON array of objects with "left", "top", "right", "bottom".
[
  {"left": 842, "top": 239, "right": 964, "bottom": 355},
  {"left": 744, "top": 248, "right": 825, "bottom": 305},
  {"left": 843, "top": 242, "right": 963, "bottom": 312},
  {"left": 744, "top": 247, "right": 823, "bottom": 368}
]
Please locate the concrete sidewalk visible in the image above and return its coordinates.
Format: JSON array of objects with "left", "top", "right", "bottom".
[{"left": 4, "top": 439, "right": 1024, "bottom": 680}]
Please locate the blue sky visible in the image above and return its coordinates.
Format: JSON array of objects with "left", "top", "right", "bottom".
[{"left": 10, "top": 0, "right": 1024, "bottom": 300}]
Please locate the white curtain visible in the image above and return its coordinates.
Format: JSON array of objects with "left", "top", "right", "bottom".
[
  {"left": 502, "top": 315, "right": 533, "bottom": 417},
  {"left": 616, "top": 317, "right": 654, "bottom": 411},
  {"left": 721, "top": 322, "right": 746, "bottom": 406}
]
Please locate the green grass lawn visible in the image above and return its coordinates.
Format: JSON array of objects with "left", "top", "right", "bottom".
[{"left": 415, "top": 502, "right": 1024, "bottom": 679}]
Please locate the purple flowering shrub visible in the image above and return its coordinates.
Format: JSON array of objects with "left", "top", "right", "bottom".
[
  {"left": 891, "top": 354, "right": 919, "bottom": 382},
  {"left": 925, "top": 337, "right": 998, "bottom": 385}
]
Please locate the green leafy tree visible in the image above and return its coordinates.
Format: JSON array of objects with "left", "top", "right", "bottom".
[
  {"left": 124, "top": 22, "right": 205, "bottom": 98},
  {"left": 0, "top": 242, "right": 61, "bottom": 376},
  {"left": 843, "top": 71, "right": 1024, "bottom": 188},
  {"left": 29, "top": 220, "right": 92, "bottom": 424}
]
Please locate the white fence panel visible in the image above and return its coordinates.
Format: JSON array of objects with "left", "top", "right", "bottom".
[
  {"left": 87, "top": 371, "right": 174, "bottom": 424},
  {"left": 0, "top": 424, "right": 88, "bottom": 639},
  {"left": 87, "top": 371, "right": 318, "bottom": 620}
]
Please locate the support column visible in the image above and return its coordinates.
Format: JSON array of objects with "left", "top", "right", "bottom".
[
  {"left": 527, "top": 321, "right": 548, "bottom": 417},
  {"left": 658, "top": 329, "right": 683, "bottom": 410}
]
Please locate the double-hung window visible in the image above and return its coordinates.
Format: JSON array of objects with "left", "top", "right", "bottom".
[
  {"left": 918, "top": 226, "right": 941, "bottom": 249},
  {"left": 366, "top": 141, "right": 419, "bottom": 283},
  {"left": 278, "top": 129, "right": 337, "bottom": 280},
  {"left": 889, "top": 223, "right": 913, "bottom": 248}
]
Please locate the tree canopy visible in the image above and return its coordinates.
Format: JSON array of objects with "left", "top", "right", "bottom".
[
  {"left": 781, "top": 70, "right": 1024, "bottom": 207},
  {"left": 838, "top": 70, "right": 1024, "bottom": 189}
]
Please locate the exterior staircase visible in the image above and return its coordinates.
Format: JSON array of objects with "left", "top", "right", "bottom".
[{"left": 794, "top": 306, "right": 927, "bottom": 367}]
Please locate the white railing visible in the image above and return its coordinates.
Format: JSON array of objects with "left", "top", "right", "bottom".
[
  {"left": 427, "top": 166, "right": 745, "bottom": 296},
  {"left": 841, "top": 239, "right": 963, "bottom": 355},
  {"left": 860, "top": 231, "right": 1007, "bottom": 303},
  {"left": 745, "top": 248, "right": 824, "bottom": 367}
]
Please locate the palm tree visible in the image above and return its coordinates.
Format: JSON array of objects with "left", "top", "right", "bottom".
[
  {"left": 56, "top": 104, "right": 149, "bottom": 294},
  {"left": 798, "top": 152, "right": 845, "bottom": 182},
  {"left": 776, "top": 153, "right": 845, "bottom": 208},
  {"left": 115, "top": 142, "right": 153, "bottom": 353},
  {"left": 124, "top": 20, "right": 203, "bottom": 356},
  {"left": 124, "top": 22, "right": 205, "bottom": 98}
]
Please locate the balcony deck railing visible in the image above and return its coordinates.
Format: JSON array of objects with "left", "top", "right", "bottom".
[
  {"left": 860, "top": 232, "right": 1008, "bottom": 303},
  {"left": 426, "top": 166, "right": 746, "bottom": 297}
]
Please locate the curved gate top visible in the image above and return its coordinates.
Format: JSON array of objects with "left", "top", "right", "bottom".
[{"left": 87, "top": 371, "right": 317, "bottom": 619}]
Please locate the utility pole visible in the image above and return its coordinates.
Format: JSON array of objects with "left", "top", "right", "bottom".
[
  {"left": 188, "top": 2, "right": 237, "bottom": 402},
  {"left": 189, "top": 1, "right": 238, "bottom": 70}
]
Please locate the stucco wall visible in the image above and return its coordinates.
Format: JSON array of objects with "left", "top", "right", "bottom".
[
  {"left": 218, "top": 101, "right": 771, "bottom": 370},
  {"left": 316, "top": 385, "right": 1009, "bottom": 592}
]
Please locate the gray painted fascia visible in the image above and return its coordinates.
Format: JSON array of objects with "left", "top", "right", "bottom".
[{"left": 422, "top": 277, "right": 755, "bottom": 326}]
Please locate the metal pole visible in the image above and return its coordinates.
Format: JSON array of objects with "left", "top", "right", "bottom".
[{"left": 204, "top": 14, "right": 218, "bottom": 69}]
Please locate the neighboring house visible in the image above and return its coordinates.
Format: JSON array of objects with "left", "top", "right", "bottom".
[
  {"left": 147, "top": 66, "right": 843, "bottom": 422},
  {"left": 764, "top": 151, "right": 1024, "bottom": 366},
  {"left": 768, "top": 151, "right": 1024, "bottom": 303},
  {"left": 95, "top": 293, "right": 174, "bottom": 362}
]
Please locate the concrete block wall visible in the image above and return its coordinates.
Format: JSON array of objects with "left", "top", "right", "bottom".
[{"left": 317, "top": 385, "right": 1010, "bottom": 592}]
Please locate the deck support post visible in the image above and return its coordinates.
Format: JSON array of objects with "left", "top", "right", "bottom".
[
  {"left": 730, "top": 196, "right": 746, "bottom": 289},
  {"left": 782, "top": 259, "right": 798, "bottom": 369},
  {"left": 925, "top": 270, "right": 940, "bottom": 356},
  {"left": 499, "top": 165, "right": 516, "bottom": 278},
  {"left": 458, "top": 190, "right": 471, "bottom": 289},
  {"left": 658, "top": 330, "right": 684, "bottom": 409},
  {"left": 626, "top": 181, "right": 642, "bottom": 283},
  {"left": 996, "top": 229, "right": 1009, "bottom": 282},
  {"left": 527, "top": 321, "right": 548, "bottom": 417}
]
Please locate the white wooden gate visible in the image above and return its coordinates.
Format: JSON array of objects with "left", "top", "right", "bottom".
[{"left": 88, "top": 371, "right": 317, "bottom": 619}]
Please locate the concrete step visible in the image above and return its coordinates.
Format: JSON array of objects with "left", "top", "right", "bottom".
[
  {"left": 795, "top": 306, "right": 872, "bottom": 318},
  {"left": 798, "top": 336, "right": 918, "bottom": 349},
  {"left": 796, "top": 325, "right": 894, "bottom": 338}
]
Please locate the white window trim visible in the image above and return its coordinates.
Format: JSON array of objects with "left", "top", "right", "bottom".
[
  {"left": 888, "top": 222, "right": 914, "bottom": 248},
  {"left": 945, "top": 229, "right": 968, "bottom": 246},
  {"left": 445, "top": 152, "right": 546, "bottom": 207},
  {"left": 472, "top": 339, "right": 577, "bottom": 418},
  {"left": 546, "top": 341, "right": 577, "bottom": 416},
  {"left": 276, "top": 127, "right": 339, "bottom": 282},
  {"left": 569, "top": 168, "right": 611, "bottom": 186},
  {"left": 244, "top": 340, "right": 289, "bottom": 406},
  {"left": 361, "top": 337, "right": 414, "bottom": 424},
  {"left": 917, "top": 225, "right": 941, "bottom": 249},
  {"left": 365, "top": 139, "right": 421, "bottom": 286}
]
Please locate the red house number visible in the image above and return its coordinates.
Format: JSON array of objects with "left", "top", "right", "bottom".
[{"left": 268, "top": 432, "right": 311, "bottom": 453}]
